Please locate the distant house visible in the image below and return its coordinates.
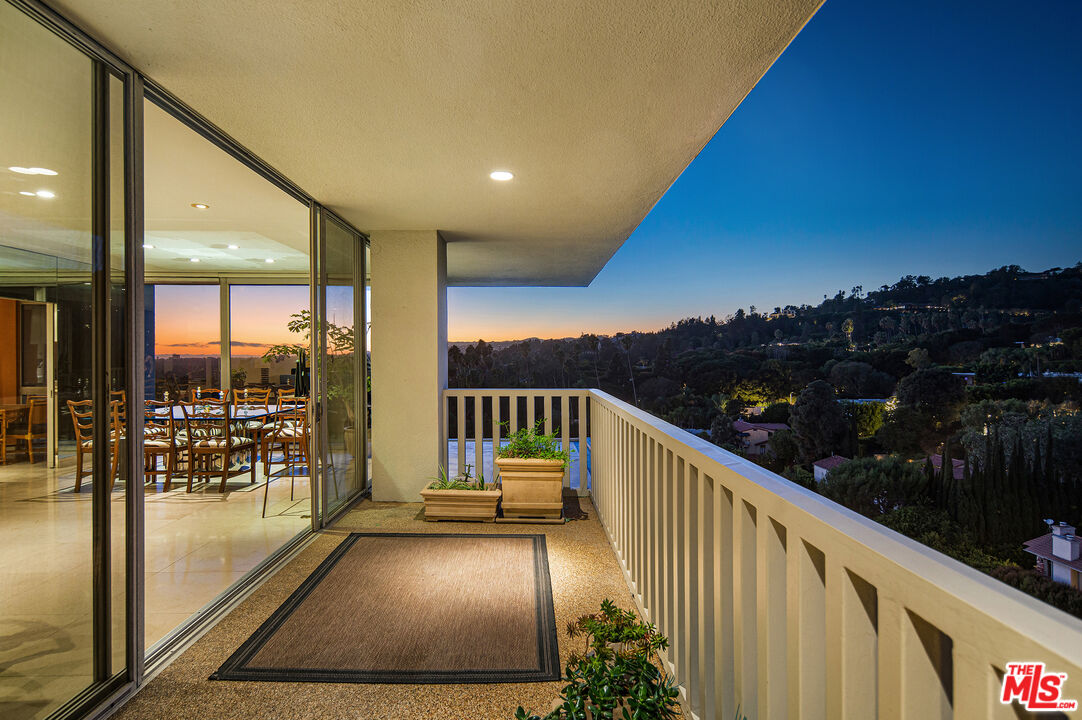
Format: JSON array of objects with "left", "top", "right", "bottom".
[
  {"left": 1024, "top": 522, "right": 1082, "bottom": 589},
  {"left": 950, "top": 372, "right": 977, "bottom": 387},
  {"left": 922, "top": 453, "right": 966, "bottom": 480},
  {"left": 732, "top": 419, "right": 788, "bottom": 456},
  {"left": 812, "top": 455, "right": 849, "bottom": 482}
]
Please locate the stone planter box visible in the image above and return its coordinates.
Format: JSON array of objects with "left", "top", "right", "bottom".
[
  {"left": 495, "top": 457, "right": 565, "bottom": 519},
  {"left": 420, "top": 485, "right": 502, "bottom": 522}
]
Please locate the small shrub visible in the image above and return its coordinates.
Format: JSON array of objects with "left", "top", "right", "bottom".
[
  {"left": 497, "top": 419, "right": 571, "bottom": 468},
  {"left": 427, "top": 464, "right": 490, "bottom": 491},
  {"left": 514, "top": 599, "right": 680, "bottom": 720},
  {"left": 991, "top": 565, "right": 1082, "bottom": 619}
]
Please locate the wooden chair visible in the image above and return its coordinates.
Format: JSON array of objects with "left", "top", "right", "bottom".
[
  {"left": 189, "top": 387, "right": 228, "bottom": 403},
  {"left": 180, "top": 399, "right": 255, "bottom": 492},
  {"left": 144, "top": 400, "right": 178, "bottom": 489},
  {"left": 261, "top": 398, "right": 308, "bottom": 517},
  {"left": 8, "top": 396, "right": 48, "bottom": 463},
  {"left": 68, "top": 399, "right": 121, "bottom": 492},
  {"left": 233, "top": 387, "right": 273, "bottom": 459}
]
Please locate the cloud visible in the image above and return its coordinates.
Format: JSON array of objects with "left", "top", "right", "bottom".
[{"left": 230, "top": 341, "right": 270, "bottom": 348}]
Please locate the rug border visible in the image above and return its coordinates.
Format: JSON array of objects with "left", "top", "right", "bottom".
[{"left": 210, "top": 532, "right": 561, "bottom": 684}]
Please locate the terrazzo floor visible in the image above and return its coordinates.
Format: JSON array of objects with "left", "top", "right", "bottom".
[{"left": 109, "top": 498, "right": 654, "bottom": 720}]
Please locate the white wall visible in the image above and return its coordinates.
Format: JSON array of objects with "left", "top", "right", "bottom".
[{"left": 370, "top": 230, "right": 446, "bottom": 502}]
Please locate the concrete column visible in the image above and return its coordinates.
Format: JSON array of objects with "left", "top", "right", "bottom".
[{"left": 370, "top": 230, "right": 446, "bottom": 502}]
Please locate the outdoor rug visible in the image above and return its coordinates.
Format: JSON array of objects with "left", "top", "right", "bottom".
[{"left": 211, "top": 532, "right": 560, "bottom": 683}]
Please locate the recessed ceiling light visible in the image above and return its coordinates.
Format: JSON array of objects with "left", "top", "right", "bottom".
[
  {"left": 143, "top": 243, "right": 154, "bottom": 249},
  {"left": 18, "top": 191, "right": 35, "bottom": 197},
  {"left": 191, "top": 203, "right": 209, "bottom": 210},
  {"left": 35, "top": 190, "right": 55, "bottom": 199},
  {"left": 489, "top": 170, "right": 514, "bottom": 181},
  {"left": 265, "top": 258, "right": 275, "bottom": 264},
  {"left": 9, "top": 166, "right": 57, "bottom": 176},
  {"left": 227, "top": 244, "right": 239, "bottom": 249},
  {"left": 189, "top": 257, "right": 201, "bottom": 263}
]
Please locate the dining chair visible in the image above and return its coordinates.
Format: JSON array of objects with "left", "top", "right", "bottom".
[
  {"left": 233, "top": 387, "right": 273, "bottom": 459},
  {"left": 189, "top": 387, "right": 228, "bottom": 403},
  {"left": 180, "top": 399, "right": 255, "bottom": 492},
  {"left": 144, "top": 400, "right": 178, "bottom": 489},
  {"left": 9, "top": 396, "right": 48, "bottom": 463},
  {"left": 261, "top": 398, "right": 308, "bottom": 516},
  {"left": 68, "top": 399, "right": 121, "bottom": 492}
]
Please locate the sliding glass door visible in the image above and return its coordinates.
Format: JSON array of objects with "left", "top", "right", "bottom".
[
  {"left": 315, "top": 212, "right": 367, "bottom": 522},
  {"left": 0, "top": 3, "right": 138, "bottom": 717}
]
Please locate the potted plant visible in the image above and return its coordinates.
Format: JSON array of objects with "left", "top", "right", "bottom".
[
  {"left": 514, "top": 599, "right": 681, "bottom": 720},
  {"left": 420, "top": 464, "right": 502, "bottom": 522},
  {"left": 495, "top": 419, "right": 570, "bottom": 519}
]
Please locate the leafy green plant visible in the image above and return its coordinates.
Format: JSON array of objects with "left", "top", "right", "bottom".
[
  {"left": 514, "top": 599, "right": 680, "bottom": 720},
  {"left": 497, "top": 419, "right": 571, "bottom": 469},
  {"left": 427, "top": 464, "right": 491, "bottom": 491}
]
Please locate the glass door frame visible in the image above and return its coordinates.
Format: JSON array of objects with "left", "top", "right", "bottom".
[{"left": 310, "top": 206, "right": 368, "bottom": 529}]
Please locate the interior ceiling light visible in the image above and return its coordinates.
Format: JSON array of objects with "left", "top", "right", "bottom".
[
  {"left": 9, "top": 166, "right": 57, "bottom": 175},
  {"left": 265, "top": 258, "right": 275, "bottom": 263},
  {"left": 35, "top": 190, "right": 55, "bottom": 199},
  {"left": 142, "top": 243, "right": 154, "bottom": 249},
  {"left": 189, "top": 257, "right": 201, "bottom": 263},
  {"left": 489, "top": 170, "right": 514, "bottom": 181},
  {"left": 227, "top": 244, "right": 239, "bottom": 249},
  {"left": 18, "top": 191, "right": 35, "bottom": 196},
  {"left": 191, "top": 202, "right": 209, "bottom": 210}
]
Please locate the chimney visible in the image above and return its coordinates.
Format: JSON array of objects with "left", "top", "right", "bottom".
[
  {"left": 1052, "top": 521, "right": 1076, "bottom": 537},
  {"left": 1052, "top": 533, "right": 1082, "bottom": 562}
]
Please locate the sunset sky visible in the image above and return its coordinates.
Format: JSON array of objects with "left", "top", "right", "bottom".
[
  {"left": 448, "top": 0, "right": 1082, "bottom": 341},
  {"left": 153, "top": 0, "right": 1082, "bottom": 351}
]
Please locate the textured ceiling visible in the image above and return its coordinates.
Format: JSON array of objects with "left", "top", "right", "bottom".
[{"left": 49, "top": 0, "right": 823, "bottom": 286}]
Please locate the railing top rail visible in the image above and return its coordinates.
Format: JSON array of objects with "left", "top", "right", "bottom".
[
  {"left": 443, "top": 388, "right": 591, "bottom": 396},
  {"left": 588, "top": 388, "right": 1082, "bottom": 666}
]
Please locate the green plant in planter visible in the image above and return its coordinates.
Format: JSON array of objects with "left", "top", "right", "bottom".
[
  {"left": 514, "top": 599, "right": 680, "bottom": 720},
  {"left": 497, "top": 420, "right": 571, "bottom": 468},
  {"left": 427, "top": 464, "right": 490, "bottom": 491}
]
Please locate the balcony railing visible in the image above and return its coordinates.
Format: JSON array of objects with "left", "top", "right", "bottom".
[{"left": 443, "top": 388, "right": 1082, "bottom": 719}]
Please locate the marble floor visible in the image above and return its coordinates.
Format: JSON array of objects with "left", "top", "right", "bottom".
[{"left": 0, "top": 450, "right": 312, "bottom": 720}]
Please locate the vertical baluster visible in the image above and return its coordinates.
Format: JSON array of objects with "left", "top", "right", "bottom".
[
  {"left": 473, "top": 394, "right": 483, "bottom": 483},
  {"left": 441, "top": 392, "right": 449, "bottom": 474},
  {"left": 757, "top": 516, "right": 787, "bottom": 720},
  {"left": 714, "top": 482, "right": 736, "bottom": 720},
  {"left": 788, "top": 539, "right": 827, "bottom": 720},
  {"left": 683, "top": 464, "right": 701, "bottom": 716},
  {"left": 734, "top": 498, "right": 758, "bottom": 717},
  {"left": 952, "top": 643, "right": 994, "bottom": 720},
  {"left": 543, "top": 395, "right": 552, "bottom": 435},
  {"left": 661, "top": 447, "right": 675, "bottom": 673},
  {"left": 561, "top": 395, "right": 570, "bottom": 488},
  {"left": 673, "top": 456, "right": 686, "bottom": 690},
  {"left": 697, "top": 471, "right": 714, "bottom": 719},
  {"left": 526, "top": 393, "right": 535, "bottom": 430},
  {"left": 510, "top": 393, "right": 518, "bottom": 435},
  {"left": 491, "top": 394, "right": 501, "bottom": 483},
  {"left": 899, "top": 608, "right": 951, "bottom": 720},
  {"left": 456, "top": 394, "right": 465, "bottom": 477}
]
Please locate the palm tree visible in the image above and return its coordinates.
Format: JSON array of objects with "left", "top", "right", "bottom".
[{"left": 617, "top": 335, "right": 639, "bottom": 405}]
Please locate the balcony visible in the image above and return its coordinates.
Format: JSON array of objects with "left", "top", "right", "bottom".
[{"left": 108, "top": 388, "right": 1082, "bottom": 720}]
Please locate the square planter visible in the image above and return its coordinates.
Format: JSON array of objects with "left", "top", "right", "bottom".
[
  {"left": 495, "top": 457, "right": 565, "bottom": 519},
  {"left": 420, "top": 486, "right": 502, "bottom": 522}
]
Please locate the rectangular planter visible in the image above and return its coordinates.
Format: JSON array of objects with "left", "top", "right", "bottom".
[
  {"left": 420, "top": 486, "right": 502, "bottom": 522},
  {"left": 495, "top": 457, "right": 565, "bottom": 519}
]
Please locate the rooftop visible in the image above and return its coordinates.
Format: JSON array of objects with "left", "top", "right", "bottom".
[
  {"left": 812, "top": 454, "right": 849, "bottom": 471},
  {"left": 1024, "top": 534, "right": 1082, "bottom": 574}
]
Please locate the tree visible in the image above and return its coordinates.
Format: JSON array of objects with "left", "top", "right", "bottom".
[
  {"left": 876, "top": 405, "right": 936, "bottom": 454},
  {"left": 895, "top": 367, "right": 966, "bottom": 428},
  {"left": 845, "top": 401, "right": 885, "bottom": 438},
  {"left": 767, "top": 429, "right": 800, "bottom": 469},
  {"left": 709, "top": 414, "right": 739, "bottom": 450},
  {"left": 789, "top": 380, "right": 847, "bottom": 462},
  {"left": 818, "top": 457, "right": 928, "bottom": 517},
  {"left": 828, "top": 361, "right": 895, "bottom": 398},
  {"left": 905, "top": 348, "right": 932, "bottom": 370}
]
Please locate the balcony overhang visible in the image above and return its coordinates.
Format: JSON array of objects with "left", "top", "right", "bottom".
[{"left": 53, "top": 0, "right": 824, "bottom": 286}]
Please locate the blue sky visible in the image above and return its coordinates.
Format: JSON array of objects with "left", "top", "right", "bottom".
[{"left": 448, "top": 0, "right": 1082, "bottom": 341}]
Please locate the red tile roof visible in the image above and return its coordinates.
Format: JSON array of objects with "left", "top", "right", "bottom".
[
  {"left": 1024, "top": 534, "right": 1082, "bottom": 573},
  {"left": 813, "top": 455, "right": 849, "bottom": 471},
  {"left": 732, "top": 420, "right": 789, "bottom": 432},
  {"left": 922, "top": 454, "right": 966, "bottom": 480}
]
